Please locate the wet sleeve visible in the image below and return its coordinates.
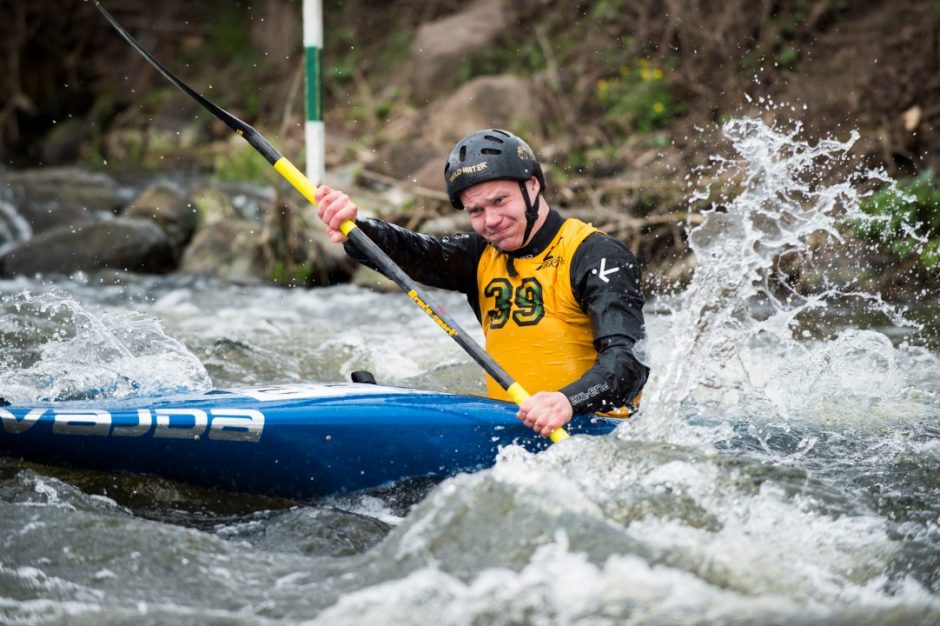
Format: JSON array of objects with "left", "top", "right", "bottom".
[
  {"left": 560, "top": 233, "right": 650, "bottom": 414},
  {"left": 342, "top": 218, "right": 484, "bottom": 296}
]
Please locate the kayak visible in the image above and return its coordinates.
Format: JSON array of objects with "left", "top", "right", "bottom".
[{"left": 0, "top": 382, "right": 619, "bottom": 498}]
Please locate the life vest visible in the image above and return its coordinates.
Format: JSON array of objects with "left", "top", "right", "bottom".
[{"left": 476, "top": 218, "right": 600, "bottom": 403}]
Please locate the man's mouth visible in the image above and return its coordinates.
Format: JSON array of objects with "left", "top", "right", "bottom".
[{"left": 487, "top": 225, "right": 512, "bottom": 241}]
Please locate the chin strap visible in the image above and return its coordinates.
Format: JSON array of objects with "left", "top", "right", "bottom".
[
  {"left": 506, "top": 180, "right": 541, "bottom": 277},
  {"left": 519, "top": 180, "right": 541, "bottom": 246}
]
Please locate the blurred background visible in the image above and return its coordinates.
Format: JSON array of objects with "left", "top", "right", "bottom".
[{"left": 1, "top": 0, "right": 937, "bottom": 301}]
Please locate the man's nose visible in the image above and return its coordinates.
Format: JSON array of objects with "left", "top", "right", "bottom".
[{"left": 484, "top": 209, "right": 501, "bottom": 228}]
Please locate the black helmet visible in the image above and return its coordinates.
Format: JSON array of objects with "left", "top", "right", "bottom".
[{"left": 444, "top": 129, "right": 546, "bottom": 210}]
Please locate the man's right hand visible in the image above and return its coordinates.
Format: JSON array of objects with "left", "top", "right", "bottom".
[
  {"left": 517, "top": 391, "right": 574, "bottom": 438},
  {"left": 314, "top": 185, "right": 358, "bottom": 243}
]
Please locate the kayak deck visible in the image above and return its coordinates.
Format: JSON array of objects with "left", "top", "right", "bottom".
[{"left": 0, "top": 383, "right": 618, "bottom": 498}]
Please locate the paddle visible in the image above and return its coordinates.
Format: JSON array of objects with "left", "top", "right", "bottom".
[{"left": 92, "top": 1, "right": 569, "bottom": 443}]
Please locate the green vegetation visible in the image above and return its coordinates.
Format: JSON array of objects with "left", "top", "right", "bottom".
[
  {"left": 458, "top": 41, "right": 547, "bottom": 84},
  {"left": 323, "top": 18, "right": 414, "bottom": 125},
  {"left": 324, "top": 24, "right": 359, "bottom": 84},
  {"left": 596, "top": 58, "right": 683, "bottom": 133},
  {"left": 212, "top": 141, "right": 276, "bottom": 184},
  {"left": 270, "top": 261, "right": 313, "bottom": 287},
  {"left": 184, "top": 9, "right": 264, "bottom": 116},
  {"left": 856, "top": 171, "right": 940, "bottom": 268}
]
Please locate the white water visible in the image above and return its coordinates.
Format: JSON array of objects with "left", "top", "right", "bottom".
[{"left": 1, "top": 118, "right": 938, "bottom": 624}]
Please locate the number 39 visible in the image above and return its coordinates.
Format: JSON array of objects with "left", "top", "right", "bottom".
[{"left": 484, "top": 277, "right": 545, "bottom": 329}]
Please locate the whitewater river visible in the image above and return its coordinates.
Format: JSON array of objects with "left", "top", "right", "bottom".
[{"left": 1, "top": 119, "right": 939, "bottom": 625}]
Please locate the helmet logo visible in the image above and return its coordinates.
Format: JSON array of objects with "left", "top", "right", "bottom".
[
  {"left": 448, "top": 161, "right": 488, "bottom": 184},
  {"left": 517, "top": 146, "right": 531, "bottom": 161}
]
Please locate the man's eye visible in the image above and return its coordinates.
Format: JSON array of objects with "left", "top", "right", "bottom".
[{"left": 493, "top": 196, "right": 504, "bottom": 206}]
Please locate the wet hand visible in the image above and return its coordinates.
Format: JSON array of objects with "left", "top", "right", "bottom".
[
  {"left": 314, "top": 185, "right": 358, "bottom": 243},
  {"left": 517, "top": 391, "right": 573, "bottom": 438}
]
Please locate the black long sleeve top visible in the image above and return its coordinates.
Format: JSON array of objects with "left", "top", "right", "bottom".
[{"left": 343, "top": 209, "right": 649, "bottom": 414}]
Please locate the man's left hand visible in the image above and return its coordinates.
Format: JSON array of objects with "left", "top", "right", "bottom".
[{"left": 517, "top": 391, "right": 574, "bottom": 438}]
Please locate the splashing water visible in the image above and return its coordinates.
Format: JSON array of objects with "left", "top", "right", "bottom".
[
  {"left": 637, "top": 118, "right": 930, "bottom": 445},
  {"left": 0, "top": 290, "right": 211, "bottom": 403}
]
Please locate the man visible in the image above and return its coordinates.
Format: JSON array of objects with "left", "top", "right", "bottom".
[{"left": 315, "top": 129, "right": 648, "bottom": 437}]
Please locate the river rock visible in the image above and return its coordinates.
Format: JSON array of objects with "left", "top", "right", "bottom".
[
  {"left": 376, "top": 75, "right": 545, "bottom": 187},
  {"left": 214, "top": 182, "right": 276, "bottom": 223},
  {"left": 255, "top": 202, "right": 359, "bottom": 287},
  {"left": 35, "top": 118, "right": 90, "bottom": 164},
  {"left": 411, "top": 0, "right": 508, "bottom": 102},
  {"left": 0, "top": 217, "right": 174, "bottom": 277},
  {"left": 178, "top": 219, "right": 266, "bottom": 282},
  {"left": 425, "top": 75, "right": 544, "bottom": 146},
  {"left": 302, "top": 227, "right": 359, "bottom": 287},
  {"left": 189, "top": 187, "right": 240, "bottom": 227},
  {"left": 351, "top": 264, "right": 398, "bottom": 292},
  {"left": 419, "top": 212, "right": 472, "bottom": 236},
  {"left": 0, "top": 166, "right": 126, "bottom": 235},
  {"left": 0, "top": 166, "right": 125, "bottom": 212},
  {"left": 0, "top": 200, "right": 93, "bottom": 237},
  {"left": 123, "top": 182, "right": 197, "bottom": 260},
  {"left": 370, "top": 141, "right": 441, "bottom": 181},
  {"left": 409, "top": 157, "right": 447, "bottom": 194},
  {"left": 180, "top": 202, "right": 358, "bottom": 287}
]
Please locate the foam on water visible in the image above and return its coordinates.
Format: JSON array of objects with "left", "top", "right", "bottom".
[
  {"left": 130, "top": 279, "right": 482, "bottom": 391},
  {"left": 0, "top": 274, "right": 485, "bottom": 400},
  {"left": 310, "top": 549, "right": 937, "bottom": 626},
  {"left": 313, "top": 443, "right": 939, "bottom": 625},
  {"left": 303, "top": 425, "right": 939, "bottom": 624}
]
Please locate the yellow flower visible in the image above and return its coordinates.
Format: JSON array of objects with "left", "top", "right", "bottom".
[
  {"left": 652, "top": 68, "right": 664, "bottom": 80},
  {"left": 653, "top": 102, "right": 665, "bottom": 114}
]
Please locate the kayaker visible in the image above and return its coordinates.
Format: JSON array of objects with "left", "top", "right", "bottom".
[{"left": 314, "top": 129, "right": 649, "bottom": 437}]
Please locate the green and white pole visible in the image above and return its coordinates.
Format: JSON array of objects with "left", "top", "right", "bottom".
[{"left": 303, "top": 0, "right": 324, "bottom": 184}]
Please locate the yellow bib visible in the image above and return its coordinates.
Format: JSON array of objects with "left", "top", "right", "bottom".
[{"left": 477, "top": 218, "right": 599, "bottom": 402}]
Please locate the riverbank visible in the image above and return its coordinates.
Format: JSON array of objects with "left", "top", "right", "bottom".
[
  {"left": 2, "top": 134, "right": 937, "bottom": 313},
  {"left": 2, "top": 1, "right": 938, "bottom": 302}
]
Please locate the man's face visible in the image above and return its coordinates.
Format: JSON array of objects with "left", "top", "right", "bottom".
[{"left": 461, "top": 178, "right": 538, "bottom": 251}]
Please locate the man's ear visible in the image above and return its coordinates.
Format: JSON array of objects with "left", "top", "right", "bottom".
[{"left": 528, "top": 176, "right": 541, "bottom": 197}]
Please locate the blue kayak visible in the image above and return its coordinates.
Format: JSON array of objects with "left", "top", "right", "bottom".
[{"left": 0, "top": 382, "right": 619, "bottom": 498}]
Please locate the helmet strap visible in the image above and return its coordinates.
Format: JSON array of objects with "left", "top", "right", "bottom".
[
  {"left": 518, "top": 180, "right": 541, "bottom": 249},
  {"left": 503, "top": 180, "right": 541, "bottom": 278}
]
